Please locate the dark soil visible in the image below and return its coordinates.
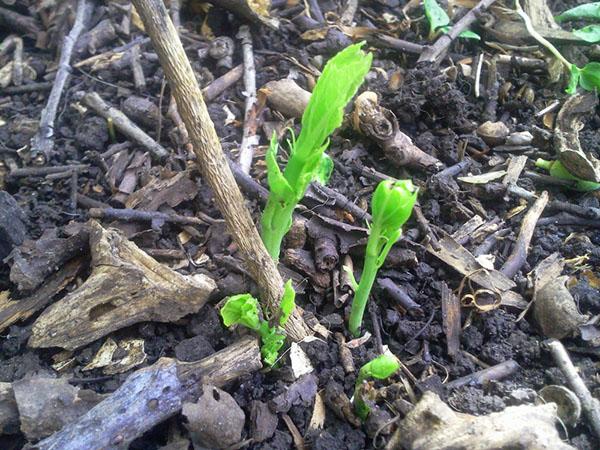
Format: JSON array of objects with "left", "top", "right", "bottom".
[{"left": 1, "top": 1, "right": 599, "bottom": 449}]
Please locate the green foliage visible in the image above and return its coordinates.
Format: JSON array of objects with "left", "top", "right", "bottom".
[
  {"left": 348, "top": 180, "right": 418, "bottom": 337},
  {"left": 535, "top": 159, "right": 600, "bottom": 192},
  {"left": 261, "top": 43, "right": 372, "bottom": 260},
  {"left": 353, "top": 354, "right": 400, "bottom": 420},
  {"left": 573, "top": 24, "right": 600, "bottom": 43},
  {"left": 423, "top": 0, "right": 480, "bottom": 40},
  {"left": 556, "top": 2, "right": 600, "bottom": 22},
  {"left": 516, "top": 1, "right": 600, "bottom": 94},
  {"left": 220, "top": 281, "right": 296, "bottom": 366}
]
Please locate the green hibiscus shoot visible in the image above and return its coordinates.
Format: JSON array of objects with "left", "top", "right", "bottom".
[
  {"left": 220, "top": 280, "right": 296, "bottom": 366},
  {"left": 261, "top": 43, "right": 372, "bottom": 260},
  {"left": 347, "top": 180, "right": 418, "bottom": 337},
  {"left": 353, "top": 354, "right": 400, "bottom": 420},
  {"left": 535, "top": 159, "right": 600, "bottom": 192}
]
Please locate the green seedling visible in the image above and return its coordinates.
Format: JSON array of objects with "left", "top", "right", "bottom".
[
  {"left": 516, "top": 1, "right": 600, "bottom": 94},
  {"left": 556, "top": 2, "right": 600, "bottom": 23},
  {"left": 347, "top": 180, "right": 418, "bottom": 337},
  {"left": 353, "top": 354, "right": 400, "bottom": 420},
  {"left": 535, "top": 159, "right": 600, "bottom": 192},
  {"left": 424, "top": 0, "right": 480, "bottom": 41},
  {"left": 220, "top": 280, "right": 296, "bottom": 366},
  {"left": 261, "top": 43, "right": 372, "bottom": 260},
  {"left": 556, "top": 3, "right": 600, "bottom": 44}
]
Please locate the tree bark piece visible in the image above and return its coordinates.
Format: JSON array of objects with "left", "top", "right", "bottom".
[
  {"left": 28, "top": 221, "right": 216, "bottom": 350},
  {"left": 80, "top": 91, "right": 169, "bottom": 161},
  {"left": 386, "top": 391, "right": 574, "bottom": 450},
  {"left": 131, "top": 0, "right": 309, "bottom": 341},
  {"left": 500, "top": 191, "right": 549, "bottom": 279},
  {"left": 353, "top": 92, "right": 442, "bottom": 170},
  {"left": 30, "top": 337, "right": 261, "bottom": 450},
  {"left": 30, "top": 0, "right": 92, "bottom": 162}
]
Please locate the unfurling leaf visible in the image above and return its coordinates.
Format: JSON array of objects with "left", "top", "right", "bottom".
[
  {"left": 279, "top": 279, "right": 296, "bottom": 326},
  {"left": 220, "top": 294, "right": 261, "bottom": 330}
]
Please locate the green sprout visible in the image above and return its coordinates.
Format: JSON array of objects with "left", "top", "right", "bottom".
[
  {"left": 423, "top": 0, "right": 481, "bottom": 41},
  {"left": 353, "top": 354, "right": 400, "bottom": 420},
  {"left": 535, "top": 159, "right": 600, "bottom": 192},
  {"left": 260, "top": 43, "right": 372, "bottom": 260},
  {"left": 220, "top": 280, "right": 296, "bottom": 366},
  {"left": 555, "top": 3, "right": 600, "bottom": 44},
  {"left": 347, "top": 180, "right": 418, "bottom": 337},
  {"left": 516, "top": 0, "right": 600, "bottom": 94}
]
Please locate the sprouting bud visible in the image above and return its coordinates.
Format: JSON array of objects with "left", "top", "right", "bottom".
[
  {"left": 371, "top": 180, "right": 418, "bottom": 234},
  {"left": 220, "top": 294, "right": 261, "bottom": 331},
  {"left": 357, "top": 353, "right": 400, "bottom": 386}
]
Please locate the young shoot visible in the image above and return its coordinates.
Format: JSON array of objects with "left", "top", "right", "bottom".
[
  {"left": 424, "top": 0, "right": 480, "bottom": 41},
  {"left": 348, "top": 180, "right": 417, "bottom": 337},
  {"left": 555, "top": 3, "right": 600, "bottom": 43},
  {"left": 535, "top": 159, "right": 600, "bottom": 192},
  {"left": 353, "top": 354, "right": 400, "bottom": 420},
  {"left": 516, "top": 0, "right": 600, "bottom": 94},
  {"left": 220, "top": 280, "right": 296, "bottom": 366},
  {"left": 261, "top": 43, "right": 372, "bottom": 260}
]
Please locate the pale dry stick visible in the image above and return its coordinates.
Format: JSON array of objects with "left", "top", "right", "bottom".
[
  {"left": 12, "top": 35, "right": 23, "bottom": 86},
  {"left": 131, "top": 0, "right": 309, "bottom": 341},
  {"left": 80, "top": 91, "right": 169, "bottom": 161},
  {"left": 546, "top": 339, "right": 600, "bottom": 440},
  {"left": 130, "top": 43, "right": 146, "bottom": 90},
  {"left": 500, "top": 191, "right": 549, "bottom": 279},
  {"left": 30, "top": 0, "right": 92, "bottom": 162},
  {"left": 237, "top": 24, "right": 259, "bottom": 174},
  {"left": 418, "top": 0, "right": 498, "bottom": 64}
]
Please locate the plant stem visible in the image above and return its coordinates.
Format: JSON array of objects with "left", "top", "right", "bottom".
[
  {"left": 349, "top": 228, "right": 381, "bottom": 337},
  {"left": 515, "top": 0, "right": 571, "bottom": 70},
  {"left": 260, "top": 198, "right": 296, "bottom": 260}
]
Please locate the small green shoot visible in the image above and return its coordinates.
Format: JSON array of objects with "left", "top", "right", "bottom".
[
  {"left": 220, "top": 280, "right": 296, "bottom": 366},
  {"left": 261, "top": 43, "right": 372, "bottom": 260},
  {"left": 353, "top": 354, "right": 400, "bottom": 420},
  {"left": 535, "top": 159, "right": 600, "bottom": 192},
  {"left": 423, "top": 0, "right": 480, "bottom": 41},
  {"left": 556, "top": 3, "right": 600, "bottom": 23},
  {"left": 348, "top": 180, "right": 417, "bottom": 337},
  {"left": 517, "top": 1, "right": 600, "bottom": 93}
]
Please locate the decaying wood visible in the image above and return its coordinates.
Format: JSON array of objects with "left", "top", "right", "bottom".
[
  {"left": 500, "top": 191, "right": 549, "bottom": 279},
  {"left": 440, "top": 282, "right": 460, "bottom": 357},
  {"left": 444, "top": 359, "right": 520, "bottom": 390},
  {"left": 131, "top": 0, "right": 309, "bottom": 341},
  {"left": 426, "top": 235, "right": 526, "bottom": 308},
  {"left": 353, "top": 92, "right": 442, "bottom": 170},
  {"left": 386, "top": 391, "right": 574, "bottom": 450},
  {"left": 202, "top": 64, "right": 244, "bottom": 102},
  {"left": 0, "top": 191, "right": 27, "bottom": 262},
  {"left": 262, "top": 78, "right": 311, "bottom": 118},
  {"left": 237, "top": 25, "right": 259, "bottom": 174},
  {"left": 31, "top": 337, "right": 262, "bottom": 450},
  {"left": 546, "top": 339, "right": 600, "bottom": 440},
  {"left": 0, "top": 257, "right": 84, "bottom": 333},
  {"left": 28, "top": 221, "right": 216, "bottom": 350},
  {"left": 554, "top": 92, "right": 600, "bottom": 182},
  {"left": 30, "top": 0, "right": 92, "bottom": 162},
  {"left": 217, "top": 0, "right": 279, "bottom": 29},
  {"left": 417, "top": 0, "right": 499, "bottom": 64},
  {"left": 79, "top": 91, "right": 169, "bottom": 161}
]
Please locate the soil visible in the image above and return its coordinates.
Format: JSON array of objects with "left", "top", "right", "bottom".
[{"left": 0, "top": 1, "right": 599, "bottom": 449}]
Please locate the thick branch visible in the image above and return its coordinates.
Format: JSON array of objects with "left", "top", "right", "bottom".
[{"left": 131, "top": 0, "right": 309, "bottom": 341}]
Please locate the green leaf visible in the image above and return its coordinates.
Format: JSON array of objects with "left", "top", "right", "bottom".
[
  {"left": 566, "top": 64, "right": 581, "bottom": 94},
  {"left": 535, "top": 158, "right": 600, "bottom": 192},
  {"left": 265, "top": 133, "right": 295, "bottom": 200},
  {"left": 459, "top": 30, "right": 481, "bottom": 40},
  {"left": 579, "top": 62, "right": 600, "bottom": 91},
  {"left": 354, "top": 354, "right": 400, "bottom": 420},
  {"left": 573, "top": 24, "right": 600, "bottom": 43},
  {"left": 556, "top": 2, "right": 600, "bottom": 22},
  {"left": 424, "top": 0, "right": 450, "bottom": 39},
  {"left": 294, "top": 42, "right": 372, "bottom": 160},
  {"left": 315, "top": 153, "right": 334, "bottom": 185},
  {"left": 258, "top": 322, "right": 286, "bottom": 366},
  {"left": 279, "top": 280, "right": 296, "bottom": 327},
  {"left": 220, "top": 294, "right": 261, "bottom": 330}
]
